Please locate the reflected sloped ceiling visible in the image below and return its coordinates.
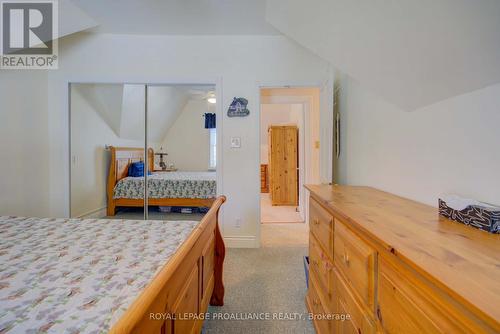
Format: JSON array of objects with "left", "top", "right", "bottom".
[
  {"left": 266, "top": 0, "right": 500, "bottom": 110},
  {"left": 148, "top": 86, "right": 190, "bottom": 143},
  {"left": 119, "top": 85, "right": 191, "bottom": 142},
  {"left": 75, "top": 84, "right": 123, "bottom": 136},
  {"left": 75, "top": 84, "right": 209, "bottom": 143}
]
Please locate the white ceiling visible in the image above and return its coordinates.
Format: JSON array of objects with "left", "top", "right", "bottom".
[
  {"left": 266, "top": 0, "right": 500, "bottom": 110},
  {"left": 70, "top": 0, "right": 279, "bottom": 35}
]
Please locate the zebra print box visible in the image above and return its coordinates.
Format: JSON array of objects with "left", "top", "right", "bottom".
[{"left": 439, "top": 199, "right": 500, "bottom": 234}]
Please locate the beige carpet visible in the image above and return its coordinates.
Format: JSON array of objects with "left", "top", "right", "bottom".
[
  {"left": 110, "top": 208, "right": 313, "bottom": 333},
  {"left": 203, "top": 223, "right": 313, "bottom": 333},
  {"left": 261, "top": 193, "right": 304, "bottom": 223},
  {"left": 261, "top": 223, "right": 309, "bottom": 248}
]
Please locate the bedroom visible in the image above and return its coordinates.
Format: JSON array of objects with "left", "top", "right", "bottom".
[{"left": 1, "top": 1, "right": 499, "bottom": 334}]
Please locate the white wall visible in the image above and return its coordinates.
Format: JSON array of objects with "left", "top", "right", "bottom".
[
  {"left": 337, "top": 75, "right": 500, "bottom": 207},
  {"left": 161, "top": 99, "right": 214, "bottom": 171},
  {"left": 0, "top": 71, "right": 50, "bottom": 217},
  {"left": 70, "top": 85, "right": 145, "bottom": 218},
  {"left": 46, "top": 33, "right": 332, "bottom": 247}
]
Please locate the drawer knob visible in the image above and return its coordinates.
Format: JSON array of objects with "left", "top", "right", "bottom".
[
  {"left": 343, "top": 253, "right": 350, "bottom": 266},
  {"left": 313, "top": 298, "right": 320, "bottom": 306},
  {"left": 314, "top": 219, "right": 320, "bottom": 225},
  {"left": 377, "top": 306, "right": 383, "bottom": 323}
]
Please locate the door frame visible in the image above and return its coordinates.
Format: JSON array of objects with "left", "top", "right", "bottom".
[{"left": 257, "top": 85, "right": 323, "bottom": 233}]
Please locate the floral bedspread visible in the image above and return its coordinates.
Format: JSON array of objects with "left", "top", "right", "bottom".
[
  {"left": 113, "top": 171, "right": 216, "bottom": 200},
  {"left": 0, "top": 216, "right": 199, "bottom": 334}
]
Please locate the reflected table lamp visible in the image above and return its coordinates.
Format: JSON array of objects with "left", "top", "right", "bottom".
[{"left": 155, "top": 152, "right": 168, "bottom": 170}]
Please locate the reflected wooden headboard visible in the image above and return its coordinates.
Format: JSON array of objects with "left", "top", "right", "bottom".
[{"left": 106, "top": 146, "right": 154, "bottom": 204}]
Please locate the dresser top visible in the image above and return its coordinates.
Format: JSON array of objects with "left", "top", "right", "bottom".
[{"left": 306, "top": 184, "right": 500, "bottom": 325}]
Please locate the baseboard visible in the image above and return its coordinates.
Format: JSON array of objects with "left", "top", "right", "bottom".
[
  {"left": 77, "top": 207, "right": 107, "bottom": 219},
  {"left": 223, "top": 235, "right": 259, "bottom": 248}
]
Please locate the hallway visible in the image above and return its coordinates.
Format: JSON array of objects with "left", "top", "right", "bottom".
[
  {"left": 203, "top": 224, "right": 313, "bottom": 333},
  {"left": 260, "top": 194, "right": 304, "bottom": 223}
]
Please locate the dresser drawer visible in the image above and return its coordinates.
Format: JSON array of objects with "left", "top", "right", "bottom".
[
  {"left": 309, "top": 233, "right": 335, "bottom": 308},
  {"left": 334, "top": 220, "right": 376, "bottom": 311},
  {"left": 377, "top": 258, "right": 489, "bottom": 334},
  {"left": 334, "top": 269, "right": 376, "bottom": 334},
  {"left": 308, "top": 275, "right": 335, "bottom": 334},
  {"left": 309, "top": 198, "right": 334, "bottom": 255}
]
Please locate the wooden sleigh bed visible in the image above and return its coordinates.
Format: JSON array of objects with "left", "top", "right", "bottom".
[
  {"left": 110, "top": 196, "right": 226, "bottom": 334},
  {"left": 0, "top": 197, "right": 226, "bottom": 334},
  {"left": 107, "top": 146, "right": 216, "bottom": 216}
]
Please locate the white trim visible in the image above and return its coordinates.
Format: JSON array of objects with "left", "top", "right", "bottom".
[
  {"left": 223, "top": 235, "right": 259, "bottom": 248},
  {"left": 214, "top": 77, "right": 224, "bottom": 235}
]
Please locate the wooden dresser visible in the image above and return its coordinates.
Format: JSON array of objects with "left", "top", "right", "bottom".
[
  {"left": 260, "top": 164, "right": 269, "bottom": 193},
  {"left": 305, "top": 185, "right": 500, "bottom": 334}
]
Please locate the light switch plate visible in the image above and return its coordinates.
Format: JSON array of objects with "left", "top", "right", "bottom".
[{"left": 230, "top": 137, "right": 241, "bottom": 148}]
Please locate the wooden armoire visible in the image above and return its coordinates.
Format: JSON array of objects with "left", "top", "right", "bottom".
[{"left": 268, "top": 125, "right": 298, "bottom": 206}]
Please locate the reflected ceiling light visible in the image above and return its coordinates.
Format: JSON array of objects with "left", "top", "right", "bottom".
[{"left": 207, "top": 93, "right": 216, "bottom": 104}]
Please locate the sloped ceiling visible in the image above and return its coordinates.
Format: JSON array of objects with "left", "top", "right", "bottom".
[
  {"left": 266, "top": 0, "right": 500, "bottom": 110},
  {"left": 69, "top": 0, "right": 279, "bottom": 35},
  {"left": 58, "top": 0, "right": 98, "bottom": 39}
]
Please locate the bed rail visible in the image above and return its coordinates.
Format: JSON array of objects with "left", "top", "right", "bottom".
[{"left": 108, "top": 195, "right": 226, "bottom": 334}]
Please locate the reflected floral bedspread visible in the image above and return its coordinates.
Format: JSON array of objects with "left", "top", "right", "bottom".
[{"left": 113, "top": 171, "right": 216, "bottom": 199}]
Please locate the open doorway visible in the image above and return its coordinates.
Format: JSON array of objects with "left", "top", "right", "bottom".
[
  {"left": 260, "top": 103, "right": 303, "bottom": 223},
  {"left": 259, "top": 87, "right": 321, "bottom": 226}
]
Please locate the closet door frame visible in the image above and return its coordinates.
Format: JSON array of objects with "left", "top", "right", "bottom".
[{"left": 68, "top": 78, "right": 223, "bottom": 223}]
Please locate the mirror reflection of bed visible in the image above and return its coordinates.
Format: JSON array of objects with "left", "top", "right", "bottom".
[
  {"left": 106, "top": 146, "right": 216, "bottom": 220},
  {"left": 69, "top": 83, "right": 217, "bottom": 221}
]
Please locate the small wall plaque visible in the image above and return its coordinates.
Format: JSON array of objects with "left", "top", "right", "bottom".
[{"left": 227, "top": 97, "right": 250, "bottom": 117}]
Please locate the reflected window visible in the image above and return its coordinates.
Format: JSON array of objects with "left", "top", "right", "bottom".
[{"left": 209, "top": 128, "right": 216, "bottom": 170}]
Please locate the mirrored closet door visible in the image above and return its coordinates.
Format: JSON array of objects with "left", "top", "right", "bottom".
[
  {"left": 146, "top": 84, "right": 217, "bottom": 220},
  {"left": 70, "top": 83, "right": 146, "bottom": 219},
  {"left": 70, "top": 83, "right": 217, "bottom": 220}
]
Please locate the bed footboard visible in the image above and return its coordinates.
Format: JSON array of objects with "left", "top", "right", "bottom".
[{"left": 108, "top": 196, "right": 226, "bottom": 334}]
